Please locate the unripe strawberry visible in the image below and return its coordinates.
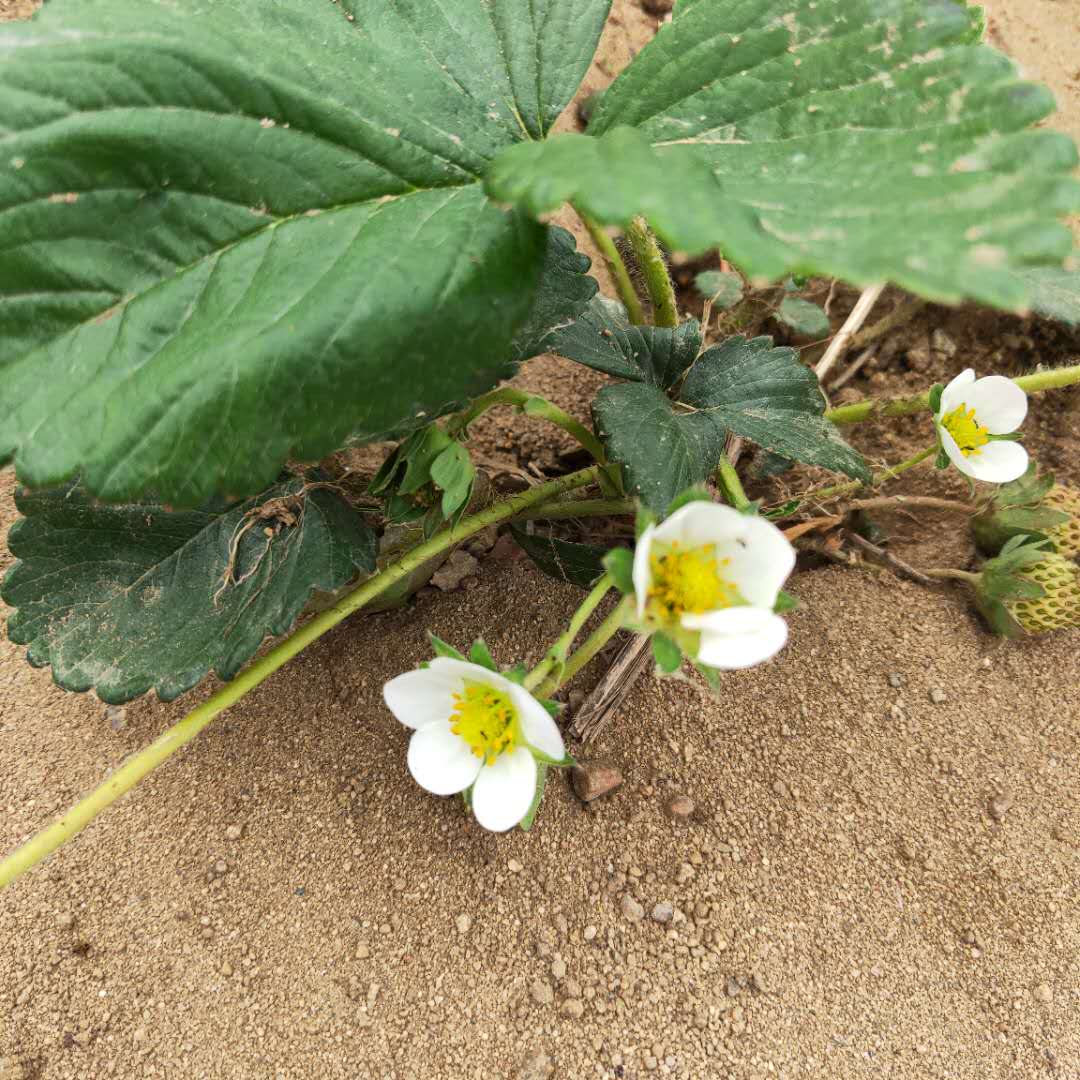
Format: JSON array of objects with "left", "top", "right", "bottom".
[
  {"left": 1005, "top": 551, "right": 1080, "bottom": 633},
  {"left": 1044, "top": 484, "right": 1080, "bottom": 560}
]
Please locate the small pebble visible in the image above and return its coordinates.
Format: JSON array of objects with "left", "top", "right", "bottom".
[
  {"left": 929, "top": 688, "right": 948, "bottom": 705},
  {"left": 57, "top": 912, "right": 75, "bottom": 931},
  {"left": 559, "top": 998, "right": 584, "bottom": 1020},
  {"left": 551, "top": 958, "right": 566, "bottom": 980},
  {"left": 356, "top": 943, "right": 371, "bottom": 959},
  {"left": 620, "top": 894, "right": 645, "bottom": 922},
  {"left": 455, "top": 914, "right": 472, "bottom": 935},
  {"left": 507, "top": 859, "right": 523, "bottom": 874},
  {"left": 651, "top": 901, "right": 674, "bottom": 925},
  {"left": 640, "top": 0, "right": 674, "bottom": 14},
  {"left": 105, "top": 705, "right": 127, "bottom": 731},
  {"left": 1033, "top": 982, "right": 1053, "bottom": 1004},
  {"left": 664, "top": 794, "right": 695, "bottom": 820},
  {"left": 583, "top": 925, "right": 598, "bottom": 942},
  {"left": 888, "top": 672, "right": 904, "bottom": 688},
  {"left": 726, "top": 977, "right": 742, "bottom": 997},
  {"left": 989, "top": 791, "right": 1014, "bottom": 822},
  {"left": 529, "top": 980, "right": 554, "bottom": 1006},
  {"left": 571, "top": 762, "right": 624, "bottom": 803},
  {"left": 225, "top": 825, "right": 243, "bottom": 841}
]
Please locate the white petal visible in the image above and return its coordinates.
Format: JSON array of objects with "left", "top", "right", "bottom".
[
  {"left": 407, "top": 720, "right": 482, "bottom": 796},
  {"left": 712, "top": 514, "right": 796, "bottom": 608},
  {"left": 383, "top": 666, "right": 461, "bottom": 730},
  {"left": 964, "top": 376, "right": 1027, "bottom": 434},
  {"left": 963, "top": 439, "right": 1030, "bottom": 484},
  {"left": 938, "top": 426, "right": 980, "bottom": 479},
  {"left": 653, "top": 501, "right": 746, "bottom": 548},
  {"left": 938, "top": 368, "right": 976, "bottom": 416},
  {"left": 511, "top": 685, "right": 565, "bottom": 760},
  {"left": 470, "top": 747, "right": 538, "bottom": 832},
  {"left": 682, "top": 607, "right": 789, "bottom": 670},
  {"left": 633, "top": 524, "right": 656, "bottom": 620}
]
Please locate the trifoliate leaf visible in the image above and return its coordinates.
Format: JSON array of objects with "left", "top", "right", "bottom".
[
  {"left": 680, "top": 337, "right": 871, "bottom": 483},
  {"left": 694, "top": 271, "right": 744, "bottom": 310},
  {"left": 510, "top": 526, "right": 608, "bottom": 589},
  {"left": 547, "top": 296, "right": 702, "bottom": 389},
  {"left": 489, "top": 0, "right": 1079, "bottom": 308},
  {"left": 776, "top": 298, "right": 830, "bottom": 338},
  {"left": 0, "top": 0, "right": 611, "bottom": 505},
  {"left": 1, "top": 477, "right": 377, "bottom": 704}
]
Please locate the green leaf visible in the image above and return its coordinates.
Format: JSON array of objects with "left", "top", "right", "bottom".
[
  {"left": 399, "top": 428, "right": 456, "bottom": 497},
  {"left": 519, "top": 763, "right": 548, "bottom": 832},
  {"left": 547, "top": 297, "right": 702, "bottom": 389},
  {"left": 510, "top": 525, "right": 608, "bottom": 588},
  {"left": 511, "top": 226, "right": 600, "bottom": 362},
  {"left": 928, "top": 384, "right": 945, "bottom": 416},
  {"left": 1, "top": 477, "right": 376, "bottom": 704},
  {"left": 0, "top": 0, "right": 611, "bottom": 505},
  {"left": 774, "top": 589, "right": 800, "bottom": 614},
  {"left": 430, "top": 443, "right": 476, "bottom": 519},
  {"left": 666, "top": 487, "right": 713, "bottom": 516},
  {"left": 468, "top": 639, "right": 499, "bottom": 672},
  {"left": 777, "top": 298, "right": 830, "bottom": 338},
  {"left": 594, "top": 383, "right": 725, "bottom": 513},
  {"left": 430, "top": 635, "right": 470, "bottom": 662},
  {"left": 651, "top": 633, "right": 683, "bottom": 674},
  {"left": 1014, "top": 254, "right": 1080, "bottom": 325},
  {"left": 695, "top": 271, "right": 744, "bottom": 310},
  {"left": 490, "top": 0, "right": 1080, "bottom": 307},
  {"left": 680, "top": 336, "right": 871, "bottom": 482},
  {"left": 603, "top": 547, "right": 636, "bottom": 595}
]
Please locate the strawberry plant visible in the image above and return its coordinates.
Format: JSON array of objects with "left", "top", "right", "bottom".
[{"left": 3, "top": 0, "right": 1080, "bottom": 875}]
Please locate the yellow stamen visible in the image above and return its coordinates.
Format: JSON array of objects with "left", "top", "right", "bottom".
[
  {"left": 449, "top": 681, "right": 519, "bottom": 766},
  {"left": 941, "top": 403, "right": 989, "bottom": 457},
  {"left": 647, "top": 541, "right": 744, "bottom": 621}
]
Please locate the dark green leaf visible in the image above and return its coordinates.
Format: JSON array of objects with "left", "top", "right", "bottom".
[
  {"left": 695, "top": 271, "right": 744, "bottom": 310},
  {"left": 651, "top": 633, "right": 683, "bottom": 674},
  {"left": 489, "top": 0, "right": 1080, "bottom": 307},
  {"left": 680, "top": 336, "right": 871, "bottom": 482},
  {"left": 603, "top": 547, "right": 636, "bottom": 595},
  {"left": 547, "top": 296, "right": 702, "bottom": 389},
  {"left": 2, "top": 477, "right": 376, "bottom": 703},
  {"left": 777, "top": 298, "right": 830, "bottom": 337},
  {"left": 510, "top": 526, "right": 608, "bottom": 588},
  {"left": 511, "top": 226, "right": 600, "bottom": 362},
  {"left": 0, "top": 0, "right": 611, "bottom": 505},
  {"left": 593, "top": 383, "right": 725, "bottom": 513}
]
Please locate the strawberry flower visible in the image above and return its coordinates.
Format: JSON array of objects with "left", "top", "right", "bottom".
[
  {"left": 383, "top": 658, "right": 566, "bottom": 832},
  {"left": 632, "top": 501, "right": 796, "bottom": 670},
  {"left": 934, "top": 369, "right": 1028, "bottom": 483}
]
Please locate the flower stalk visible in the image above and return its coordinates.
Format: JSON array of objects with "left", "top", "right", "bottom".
[
  {"left": 577, "top": 211, "right": 647, "bottom": 326},
  {"left": 524, "top": 573, "right": 615, "bottom": 691},
  {"left": 625, "top": 217, "right": 679, "bottom": 329},
  {"left": 535, "top": 595, "right": 635, "bottom": 698}
]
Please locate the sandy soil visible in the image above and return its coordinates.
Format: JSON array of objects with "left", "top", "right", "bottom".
[{"left": 2, "top": 2, "right": 1079, "bottom": 1079}]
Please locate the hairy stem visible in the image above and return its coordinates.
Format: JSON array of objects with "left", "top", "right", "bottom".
[
  {"left": 451, "top": 387, "right": 606, "bottom": 463},
  {"left": 535, "top": 595, "right": 635, "bottom": 699},
  {"left": 524, "top": 574, "right": 615, "bottom": 691},
  {"left": 781, "top": 445, "right": 937, "bottom": 511},
  {"left": 577, "top": 211, "right": 646, "bottom": 325},
  {"left": 515, "top": 497, "right": 634, "bottom": 522},
  {"left": 0, "top": 466, "right": 600, "bottom": 892},
  {"left": 922, "top": 567, "right": 982, "bottom": 585},
  {"left": 826, "top": 363, "right": 1080, "bottom": 426},
  {"left": 625, "top": 218, "right": 679, "bottom": 329}
]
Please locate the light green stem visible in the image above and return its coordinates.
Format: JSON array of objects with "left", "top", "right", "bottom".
[
  {"left": 625, "top": 218, "right": 679, "bottom": 329},
  {"left": 826, "top": 363, "right": 1080, "bottom": 426},
  {"left": 923, "top": 568, "right": 981, "bottom": 585},
  {"left": 577, "top": 211, "right": 646, "bottom": 326},
  {"left": 0, "top": 466, "right": 600, "bottom": 892},
  {"left": 451, "top": 387, "right": 606, "bottom": 463},
  {"left": 523, "top": 574, "right": 615, "bottom": 691},
  {"left": 716, "top": 458, "right": 750, "bottom": 510},
  {"left": 790, "top": 445, "right": 936, "bottom": 509},
  {"left": 534, "top": 595, "right": 634, "bottom": 699}
]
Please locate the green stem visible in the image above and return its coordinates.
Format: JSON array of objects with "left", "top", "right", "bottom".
[
  {"left": 534, "top": 594, "right": 634, "bottom": 699},
  {"left": 577, "top": 211, "right": 647, "bottom": 326},
  {"left": 716, "top": 458, "right": 750, "bottom": 510},
  {"left": 515, "top": 497, "right": 634, "bottom": 521},
  {"left": 0, "top": 466, "right": 600, "bottom": 892},
  {"left": 786, "top": 445, "right": 936, "bottom": 510},
  {"left": 625, "top": 217, "right": 679, "bottom": 329},
  {"left": 923, "top": 568, "right": 981, "bottom": 586},
  {"left": 523, "top": 574, "right": 614, "bottom": 691},
  {"left": 451, "top": 387, "right": 606, "bottom": 463},
  {"left": 826, "top": 363, "right": 1080, "bottom": 426}
]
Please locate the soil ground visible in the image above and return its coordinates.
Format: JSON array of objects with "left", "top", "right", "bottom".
[{"left": 2, "top": 2, "right": 1078, "bottom": 1079}]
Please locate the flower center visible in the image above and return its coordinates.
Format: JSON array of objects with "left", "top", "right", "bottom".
[
  {"left": 647, "top": 541, "right": 744, "bottom": 620},
  {"left": 450, "top": 681, "right": 519, "bottom": 765},
  {"left": 941, "top": 403, "right": 989, "bottom": 457}
]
